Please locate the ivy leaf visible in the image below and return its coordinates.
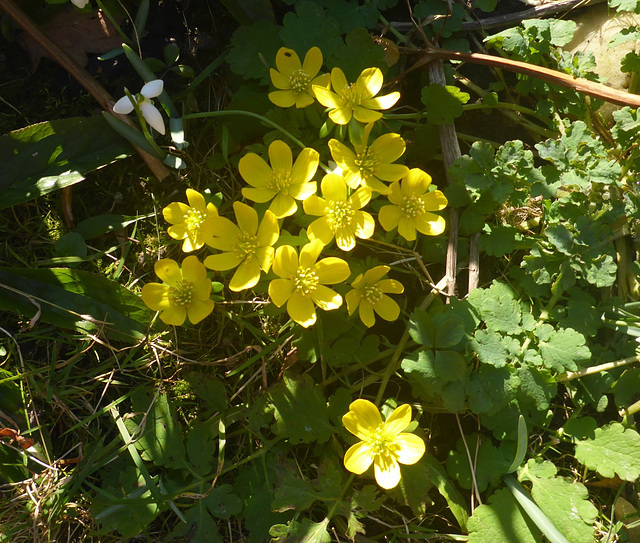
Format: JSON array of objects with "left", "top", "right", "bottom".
[
  {"left": 574, "top": 422, "right": 640, "bottom": 481},
  {"left": 467, "top": 281, "right": 522, "bottom": 334},
  {"left": 421, "top": 84, "right": 470, "bottom": 125},
  {"left": 537, "top": 327, "right": 591, "bottom": 372},
  {"left": 280, "top": 1, "right": 342, "bottom": 61},
  {"left": 520, "top": 459, "right": 597, "bottom": 543},
  {"left": 468, "top": 487, "right": 541, "bottom": 543},
  {"left": 227, "top": 21, "right": 282, "bottom": 82},
  {"left": 267, "top": 373, "right": 334, "bottom": 444},
  {"left": 270, "top": 517, "right": 331, "bottom": 543}
]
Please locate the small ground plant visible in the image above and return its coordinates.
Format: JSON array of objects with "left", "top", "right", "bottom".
[{"left": 1, "top": 0, "right": 640, "bottom": 541}]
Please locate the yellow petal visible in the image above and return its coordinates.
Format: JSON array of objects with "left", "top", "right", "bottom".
[
  {"left": 291, "top": 147, "right": 320, "bottom": 183},
  {"left": 353, "top": 107, "right": 382, "bottom": 124},
  {"left": 353, "top": 211, "right": 375, "bottom": 240},
  {"left": 344, "top": 442, "right": 374, "bottom": 475},
  {"left": 208, "top": 217, "right": 241, "bottom": 250},
  {"left": 387, "top": 180, "right": 403, "bottom": 205},
  {"left": 159, "top": 306, "right": 187, "bottom": 326},
  {"left": 181, "top": 255, "right": 208, "bottom": 283},
  {"left": 374, "top": 456, "right": 401, "bottom": 489},
  {"left": 311, "top": 73, "right": 331, "bottom": 89},
  {"left": 376, "top": 295, "right": 401, "bottom": 322},
  {"left": 370, "top": 133, "right": 406, "bottom": 163},
  {"left": 204, "top": 252, "right": 243, "bottom": 271},
  {"left": 374, "top": 163, "right": 409, "bottom": 182},
  {"left": 345, "top": 288, "right": 361, "bottom": 315},
  {"left": 242, "top": 187, "right": 275, "bottom": 204},
  {"left": 192, "top": 276, "right": 213, "bottom": 301},
  {"left": 257, "top": 210, "right": 279, "bottom": 247},
  {"left": 302, "top": 46, "right": 323, "bottom": 78},
  {"left": 384, "top": 404, "right": 412, "bottom": 435},
  {"left": 312, "top": 85, "right": 342, "bottom": 109},
  {"left": 233, "top": 201, "right": 258, "bottom": 235},
  {"left": 350, "top": 187, "right": 372, "bottom": 209},
  {"left": 187, "top": 298, "right": 215, "bottom": 324},
  {"left": 395, "top": 433, "right": 426, "bottom": 465},
  {"left": 303, "top": 195, "right": 328, "bottom": 216},
  {"left": 321, "top": 173, "right": 347, "bottom": 201},
  {"left": 269, "top": 90, "right": 297, "bottom": 108},
  {"left": 314, "top": 257, "right": 350, "bottom": 284},
  {"left": 295, "top": 92, "right": 315, "bottom": 109},
  {"left": 377, "top": 278, "right": 404, "bottom": 294},
  {"left": 185, "top": 189, "right": 206, "bottom": 211},
  {"left": 229, "top": 259, "right": 261, "bottom": 291},
  {"left": 288, "top": 181, "right": 317, "bottom": 201},
  {"left": 255, "top": 246, "right": 275, "bottom": 272},
  {"left": 270, "top": 68, "right": 291, "bottom": 90},
  {"left": 269, "top": 278, "right": 294, "bottom": 307},
  {"left": 343, "top": 399, "right": 382, "bottom": 439},
  {"left": 162, "top": 202, "right": 190, "bottom": 225},
  {"left": 378, "top": 205, "right": 401, "bottom": 232},
  {"left": 299, "top": 239, "right": 324, "bottom": 269},
  {"left": 155, "top": 258, "right": 182, "bottom": 286},
  {"left": 362, "top": 176, "right": 391, "bottom": 194},
  {"left": 311, "top": 285, "right": 342, "bottom": 310},
  {"left": 141, "top": 283, "right": 171, "bottom": 311},
  {"left": 329, "top": 106, "right": 353, "bottom": 125},
  {"left": 239, "top": 153, "right": 272, "bottom": 187},
  {"left": 363, "top": 265, "right": 390, "bottom": 284},
  {"left": 307, "top": 217, "right": 335, "bottom": 246},
  {"left": 403, "top": 168, "right": 431, "bottom": 195},
  {"left": 398, "top": 216, "right": 417, "bottom": 241},
  {"left": 331, "top": 67, "right": 348, "bottom": 92},
  {"left": 275, "top": 47, "right": 301, "bottom": 76},
  {"left": 356, "top": 67, "right": 383, "bottom": 99},
  {"left": 328, "top": 139, "right": 356, "bottom": 168},
  {"left": 361, "top": 92, "right": 401, "bottom": 111},
  {"left": 269, "top": 140, "right": 293, "bottom": 172},
  {"left": 287, "top": 291, "right": 316, "bottom": 327},
  {"left": 269, "top": 192, "right": 297, "bottom": 218},
  {"left": 423, "top": 190, "right": 448, "bottom": 211},
  {"left": 273, "top": 245, "right": 299, "bottom": 278},
  {"left": 335, "top": 227, "right": 356, "bottom": 251},
  {"left": 167, "top": 223, "right": 188, "bottom": 241},
  {"left": 359, "top": 300, "right": 376, "bottom": 327},
  {"left": 415, "top": 213, "right": 446, "bottom": 236}
]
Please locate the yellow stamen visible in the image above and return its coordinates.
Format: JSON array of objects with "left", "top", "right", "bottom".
[
  {"left": 400, "top": 195, "right": 425, "bottom": 218},
  {"left": 289, "top": 69, "right": 311, "bottom": 92},
  {"left": 326, "top": 200, "right": 355, "bottom": 230},
  {"left": 170, "top": 279, "right": 194, "bottom": 307},
  {"left": 234, "top": 232, "right": 260, "bottom": 259},
  {"left": 294, "top": 267, "right": 319, "bottom": 295}
]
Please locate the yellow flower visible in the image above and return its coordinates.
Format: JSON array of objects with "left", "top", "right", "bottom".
[
  {"left": 162, "top": 189, "right": 218, "bottom": 252},
  {"left": 141, "top": 256, "right": 214, "bottom": 326},
  {"left": 345, "top": 266, "right": 404, "bottom": 327},
  {"left": 268, "top": 239, "right": 350, "bottom": 328},
  {"left": 378, "top": 168, "right": 448, "bottom": 241},
  {"left": 329, "top": 123, "right": 409, "bottom": 194},
  {"left": 269, "top": 47, "right": 330, "bottom": 108},
  {"left": 312, "top": 67, "right": 400, "bottom": 125},
  {"left": 239, "top": 140, "right": 319, "bottom": 219},
  {"left": 303, "top": 173, "right": 374, "bottom": 251},
  {"left": 342, "top": 399, "right": 425, "bottom": 489},
  {"left": 203, "top": 203, "right": 279, "bottom": 292}
]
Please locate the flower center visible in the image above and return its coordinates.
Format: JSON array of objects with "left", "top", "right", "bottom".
[
  {"left": 368, "top": 425, "right": 400, "bottom": 459},
  {"left": 169, "top": 279, "right": 194, "bottom": 307},
  {"left": 185, "top": 208, "right": 205, "bottom": 233},
  {"left": 294, "top": 266, "right": 319, "bottom": 296},
  {"left": 326, "top": 200, "right": 355, "bottom": 230},
  {"left": 234, "top": 232, "right": 260, "bottom": 259},
  {"left": 339, "top": 84, "right": 362, "bottom": 109},
  {"left": 353, "top": 148, "right": 380, "bottom": 178},
  {"left": 400, "top": 195, "right": 425, "bottom": 218},
  {"left": 289, "top": 69, "right": 311, "bottom": 92},
  {"left": 268, "top": 169, "right": 292, "bottom": 192},
  {"left": 362, "top": 284, "right": 382, "bottom": 305}
]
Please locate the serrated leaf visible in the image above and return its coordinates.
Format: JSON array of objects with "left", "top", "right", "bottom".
[
  {"left": 467, "top": 281, "right": 522, "bottom": 334},
  {"left": 610, "top": 0, "right": 640, "bottom": 13},
  {"left": 270, "top": 517, "right": 331, "bottom": 543},
  {"left": 520, "top": 459, "right": 597, "bottom": 543},
  {"left": 471, "top": 329, "right": 511, "bottom": 368},
  {"left": 517, "top": 366, "right": 557, "bottom": 411},
  {"left": 468, "top": 487, "right": 541, "bottom": 542},
  {"left": 204, "top": 484, "right": 243, "bottom": 519},
  {"left": 574, "top": 422, "right": 640, "bottom": 481},
  {"left": 538, "top": 328, "right": 591, "bottom": 372},
  {"left": 273, "top": 462, "right": 318, "bottom": 512},
  {"left": 421, "top": 84, "right": 470, "bottom": 125},
  {"left": 267, "top": 373, "right": 333, "bottom": 444}
]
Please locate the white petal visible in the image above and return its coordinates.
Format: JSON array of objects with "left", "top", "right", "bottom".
[
  {"left": 71, "top": 0, "right": 90, "bottom": 7},
  {"left": 140, "top": 101, "right": 166, "bottom": 135},
  {"left": 113, "top": 95, "right": 135, "bottom": 114},
  {"left": 141, "top": 79, "right": 164, "bottom": 98}
]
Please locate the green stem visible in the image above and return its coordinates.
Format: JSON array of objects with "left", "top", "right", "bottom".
[
  {"left": 559, "top": 354, "right": 640, "bottom": 382},
  {"left": 182, "top": 110, "right": 307, "bottom": 150}
]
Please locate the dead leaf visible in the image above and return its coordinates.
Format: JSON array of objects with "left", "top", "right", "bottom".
[
  {"left": 0, "top": 427, "right": 35, "bottom": 450},
  {"left": 17, "top": 8, "right": 121, "bottom": 72}
]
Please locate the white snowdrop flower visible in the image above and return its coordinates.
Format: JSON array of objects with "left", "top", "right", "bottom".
[
  {"left": 113, "top": 80, "right": 166, "bottom": 135},
  {"left": 71, "top": 0, "right": 90, "bottom": 8}
]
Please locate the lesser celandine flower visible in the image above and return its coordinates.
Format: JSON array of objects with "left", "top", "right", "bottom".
[
  {"left": 303, "top": 173, "right": 374, "bottom": 251},
  {"left": 346, "top": 266, "right": 404, "bottom": 327},
  {"left": 141, "top": 256, "right": 214, "bottom": 326},
  {"left": 378, "top": 168, "right": 448, "bottom": 241},
  {"left": 269, "top": 47, "right": 330, "bottom": 108},
  {"left": 329, "top": 123, "right": 409, "bottom": 194},
  {"left": 312, "top": 67, "right": 400, "bottom": 125},
  {"left": 239, "top": 140, "right": 319, "bottom": 219},
  {"left": 268, "top": 239, "right": 350, "bottom": 328},
  {"left": 113, "top": 80, "right": 166, "bottom": 135},
  {"left": 204, "top": 203, "right": 279, "bottom": 292},
  {"left": 342, "top": 399, "right": 425, "bottom": 489},
  {"left": 162, "top": 189, "right": 218, "bottom": 252}
]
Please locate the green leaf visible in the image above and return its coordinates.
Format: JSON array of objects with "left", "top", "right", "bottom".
[
  {"left": 167, "top": 498, "right": 222, "bottom": 543},
  {"left": 124, "top": 387, "right": 187, "bottom": 469},
  {"left": 517, "top": 366, "right": 557, "bottom": 411},
  {"left": 267, "top": 373, "right": 334, "bottom": 444},
  {"left": 467, "top": 281, "right": 522, "bottom": 334},
  {"left": 408, "top": 308, "right": 436, "bottom": 348},
  {"left": 185, "top": 371, "right": 228, "bottom": 412},
  {"left": 434, "top": 313, "right": 466, "bottom": 348},
  {"left": 613, "top": 368, "right": 640, "bottom": 408},
  {"left": 609, "top": 0, "right": 640, "bottom": 13},
  {"left": 273, "top": 460, "right": 319, "bottom": 512},
  {"left": 54, "top": 232, "right": 87, "bottom": 258},
  {"left": 270, "top": 517, "right": 331, "bottom": 543},
  {"left": 186, "top": 419, "right": 218, "bottom": 476},
  {"left": 0, "top": 267, "right": 150, "bottom": 342},
  {"left": 227, "top": 21, "right": 282, "bottom": 81},
  {"left": 562, "top": 417, "right": 597, "bottom": 441},
  {"left": 519, "top": 459, "right": 597, "bottom": 543},
  {"left": 328, "top": 27, "right": 386, "bottom": 81},
  {"left": 421, "top": 84, "right": 470, "bottom": 125},
  {"left": 0, "top": 117, "right": 131, "bottom": 210},
  {"left": 537, "top": 327, "right": 591, "bottom": 372},
  {"left": 468, "top": 487, "right": 541, "bottom": 543},
  {"left": 390, "top": 461, "right": 433, "bottom": 517},
  {"left": 471, "top": 329, "right": 512, "bottom": 368},
  {"left": 204, "top": 485, "right": 243, "bottom": 519},
  {"left": 574, "top": 422, "right": 640, "bottom": 481}
]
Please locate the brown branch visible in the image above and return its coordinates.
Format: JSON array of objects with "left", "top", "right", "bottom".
[{"left": 0, "top": 0, "right": 170, "bottom": 182}]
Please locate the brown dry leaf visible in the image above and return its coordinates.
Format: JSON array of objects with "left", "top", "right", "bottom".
[
  {"left": 0, "top": 427, "right": 35, "bottom": 450},
  {"left": 17, "top": 8, "right": 122, "bottom": 72}
]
